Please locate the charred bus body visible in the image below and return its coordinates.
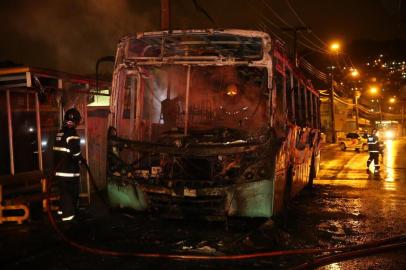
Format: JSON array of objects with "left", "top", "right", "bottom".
[{"left": 107, "top": 29, "right": 320, "bottom": 219}]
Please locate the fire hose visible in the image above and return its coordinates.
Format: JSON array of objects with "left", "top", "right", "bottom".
[{"left": 45, "top": 160, "right": 406, "bottom": 268}]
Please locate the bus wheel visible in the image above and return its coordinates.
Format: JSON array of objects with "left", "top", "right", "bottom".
[
  {"left": 307, "top": 156, "right": 316, "bottom": 189},
  {"left": 283, "top": 167, "right": 293, "bottom": 207},
  {"left": 281, "top": 167, "right": 293, "bottom": 226},
  {"left": 362, "top": 143, "right": 368, "bottom": 151}
]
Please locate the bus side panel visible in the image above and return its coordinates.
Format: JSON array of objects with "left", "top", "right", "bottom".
[
  {"left": 272, "top": 169, "right": 287, "bottom": 214},
  {"left": 292, "top": 149, "right": 309, "bottom": 196},
  {"left": 271, "top": 138, "right": 289, "bottom": 215},
  {"left": 292, "top": 156, "right": 310, "bottom": 196},
  {"left": 291, "top": 129, "right": 320, "bottom": 196}
]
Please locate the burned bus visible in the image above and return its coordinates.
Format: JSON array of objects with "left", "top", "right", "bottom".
[{"left": 107, "top": 29, "right": 320, "bottom": 219}]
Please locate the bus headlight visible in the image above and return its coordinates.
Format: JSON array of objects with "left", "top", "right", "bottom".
[{"left": 384, "top": 130, "right": 394, "bottom": 139}]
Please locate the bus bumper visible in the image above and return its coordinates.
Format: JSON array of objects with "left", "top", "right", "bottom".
[{"left": 107, "top": 177, "right": 274, "bottom": 218}]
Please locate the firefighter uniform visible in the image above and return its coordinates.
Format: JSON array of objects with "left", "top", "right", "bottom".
[
  {"left": 366, "top": 133, "right": 380, "bottom": 173},
  {"left": 53, "top": 109, "right": 82, "bottom": 221}
]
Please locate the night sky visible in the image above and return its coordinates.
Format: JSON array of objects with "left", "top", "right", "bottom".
[{"left": 0, "top": 0, "right": 405, "bottom": 75}]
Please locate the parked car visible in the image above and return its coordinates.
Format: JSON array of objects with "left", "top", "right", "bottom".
[{"left": 337, "top": 132, "right": 368, "bottom": 152}]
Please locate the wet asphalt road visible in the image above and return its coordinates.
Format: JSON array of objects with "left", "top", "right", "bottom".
[
  {"left": 1, "top": 138, "right": 406, "bottom": 269},
  {"left": 307, "top": 138, "right": 406, "bottom": 269}
]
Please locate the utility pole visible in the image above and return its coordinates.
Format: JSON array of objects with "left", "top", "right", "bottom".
[
  {"left": 354, "top": 90, "right": 361, "bottom": 130},
  {"left": 161, "top": 0, "right": 171, "bottom": 100},
  {"left": 401, "top": 102, "right": 405, "bottom": 136},
  {"left": 280, "top": 26, "right": 311, "bottom": 67},
  {"left": 328, "top": 71, "right": 336, "bottom": 143},
  {"left": 161, "top": 0, "right": 171, "bottom": 30},
  {"left": 377, "top": 99, "right": 383, "bottom": 126}
]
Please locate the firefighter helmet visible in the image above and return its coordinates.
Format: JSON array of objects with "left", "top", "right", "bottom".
[{"left": 64, "top": 108, "right": 81, "bottom": 125}]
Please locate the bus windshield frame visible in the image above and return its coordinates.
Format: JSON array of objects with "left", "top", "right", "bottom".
[{"left": 126, "top": 30, "right": 266, "bottom": 62}]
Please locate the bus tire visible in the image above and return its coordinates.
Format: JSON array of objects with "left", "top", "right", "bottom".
[
  {"left": 282, "top": 167, "right": 293, "bottom": 212},
  {"left": 307, "top": 155, "right": 316, "bottom": 189},
  {"left": 281, "top": 167, "right": 293, "bottom": 225}
]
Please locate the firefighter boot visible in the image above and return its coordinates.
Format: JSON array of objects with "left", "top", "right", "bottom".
[
  {"left": 374, "top": 165, "right": 380, "bottom": 175},
  {"left": 366, "top": 160, "right": 372, "bottom": 174}
]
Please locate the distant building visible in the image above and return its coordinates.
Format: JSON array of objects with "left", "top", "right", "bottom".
[{"left": 320, "top": 95, "right": 371, "bottom": 142}]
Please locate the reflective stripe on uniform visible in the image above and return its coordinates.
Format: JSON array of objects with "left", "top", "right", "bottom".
[
  {"left": 66, "top": 136, "right": 80, "bottom": 143},
  {"left": 62, "top": 215, "right": 75, "bottom": 221},
  {"left": 55, "top": 172, "right": 80, "bottom": 177},
  {"left": 73, "top": 152, "right": 81, "bottom": 156},
  {"left": 53, "top": 147, "right": 70, "bottom": 152},
  {"left": 369, "top": 150, "right": 379, "bottom": 152}
]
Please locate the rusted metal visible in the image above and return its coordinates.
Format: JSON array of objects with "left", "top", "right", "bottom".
[
  {"left": 135, "top": 74, "right": 142, "bottom": 141},
  {"left": 35, "top": 92, "right": 43, "bottom": 171},
  {"left": 6, "top": 90, "right": 15, "bottom": 175},
  {"left": 184, "top": 65, "right": 191, "bottom": 136},
  {"left": 0, "top": 185, "right": 30, "bottom": 224},
  {"left": 109, "top": 135, "right": 267, "bottom": 156},
  {"left": 129, "top": 76, "right": 136, "bottom": 139}
]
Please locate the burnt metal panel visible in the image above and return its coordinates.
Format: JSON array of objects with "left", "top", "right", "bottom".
[{"left": 0, "top": 73, "right": 27, "bottom": 89}]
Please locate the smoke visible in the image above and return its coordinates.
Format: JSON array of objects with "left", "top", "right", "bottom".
[{"left": 0, "top": 0, "right": 157, "bottom": 75}]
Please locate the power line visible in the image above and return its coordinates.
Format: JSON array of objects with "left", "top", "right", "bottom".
[
  {"left": 192, "top": 0, "right": 217, "bottom": 27},
  {"left": 260, "top": 0, "right": 330, "bottom": 54},
  {"left": 262, "top": 0, "right": 329, "bottom": 52},
  {"left": 249, "top": 0, "right": 353, "bottom": 85},
  {"left": 284, "top": 0, "right": 306, "bottom": 26},
  {"left": 300, "top": 35, "right": 329, "bottom": 53},
  {"left": 246, "top": 0, "right": 283, "bottom": 38},
  {"left": 284, "top": 0, "right": 328, "bottom": 48},
  {"left": 259, "top": 11, "right": 329, "bottom": 54},
  {"left": 261, "top": 0, "right": 292, "bottom": 27}
]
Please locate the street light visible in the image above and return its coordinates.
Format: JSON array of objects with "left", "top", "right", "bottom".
[
  {"left": 389, "top": 97, "right": 396, "bottom": 103},
  {"left": 330, "top": 42, "right": 341, "bottom": 53},
  {"left": 370, "top": 86, "right": 378, "bottom": 95},
  {"left": 350, "top": 69, "right": 359, "bottom": 78}
]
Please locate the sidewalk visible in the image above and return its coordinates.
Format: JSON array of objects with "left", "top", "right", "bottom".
[{"left": 320, "top": 142, "right": 338, "bottom": 151}]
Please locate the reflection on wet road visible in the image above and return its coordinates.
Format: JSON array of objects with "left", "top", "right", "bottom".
[{"left": 308, "top": 138, "right": 406, "bottom": 269}]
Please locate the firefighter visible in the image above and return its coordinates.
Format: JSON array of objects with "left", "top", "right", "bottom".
[
  {"left": 366, "top": 128, "right": 380, "bottom": 174},
  {"left": 53, "top": 108, "right": 83, "bottom": 221}
]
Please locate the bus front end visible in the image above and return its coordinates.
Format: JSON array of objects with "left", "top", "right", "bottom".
[{"left": 107, "top": 29, "right": 278, "bottom": 219}]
